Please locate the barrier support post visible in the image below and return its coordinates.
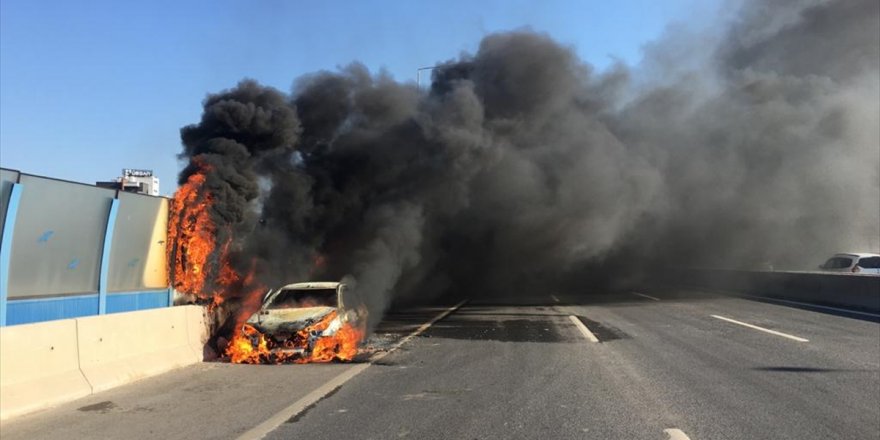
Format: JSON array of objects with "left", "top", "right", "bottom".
[
  {"left": 98, "top": 198, "right": 119, "bottom": 315},
  {"left": 0, "top": 183, "right": 23, "bottom": 327}
]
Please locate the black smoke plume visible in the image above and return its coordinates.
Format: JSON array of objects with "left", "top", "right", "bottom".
[{"left": 176, "top": 0, "right": 879, "bottom": 325}]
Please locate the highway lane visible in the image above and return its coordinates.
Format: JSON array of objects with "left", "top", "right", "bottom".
[
  {"left": 268, "top": 292, "right": 879, "bottom": 440},
  {"left": 2, "top": 291, "right": 878, "bottom": 439},
  {"left": 266, "top": 302, "right": 668, "bottom": 439},
  {"left": 558, "top": 291, "right": 880, "bottom": 439}
]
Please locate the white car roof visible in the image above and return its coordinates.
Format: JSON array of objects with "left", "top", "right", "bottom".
[
  {"left": 280, "top": 281, "right": 342, "bottom": 290},
  {"left": 832, "top": 253, "right": 880, "bottom": 259}
]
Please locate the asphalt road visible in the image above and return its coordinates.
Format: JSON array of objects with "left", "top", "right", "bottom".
[{"left": 2, "top": 291, "right": 878, "bottom": 440}]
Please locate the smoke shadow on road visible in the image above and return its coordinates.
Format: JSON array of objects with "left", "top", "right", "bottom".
[
  {"left": 422, "top": 316, "right": 576, "bottom": 343},
  {"left": 753, "top": 366, "right": 877, "bottom": 374}
]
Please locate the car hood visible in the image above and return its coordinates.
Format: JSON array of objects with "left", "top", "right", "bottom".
[{"left": 246, "top": 306, "right": 336, "bottom": 334}]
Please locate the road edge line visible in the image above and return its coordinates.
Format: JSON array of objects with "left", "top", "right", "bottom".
[
  {"left": 375, "top": 299, "right": 468, "bottom": 361},
  {"left": 236, "top": 299, "right": 468, "bottom": 440},
  {"left": 236, "top": 363, "right": 372, "bottom": 440},
  {"left": 569, "top": 315, "right": 599, "bottom": 343}
]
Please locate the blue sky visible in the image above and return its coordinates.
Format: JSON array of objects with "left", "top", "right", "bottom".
[{"left": 0, "top": 0, "right": 722, "bottom": 195}]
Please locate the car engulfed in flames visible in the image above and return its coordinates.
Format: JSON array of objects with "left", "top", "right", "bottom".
[
  {"left": 225, "top": 282, "right": 367, "bottom": 364},
  {"left": 165, "top": 162, "right": 366, "bottom": 365}
]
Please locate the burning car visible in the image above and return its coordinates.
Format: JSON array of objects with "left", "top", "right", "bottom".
[{"left": 227, "top": 281, "right": 366, "bottom": 364}]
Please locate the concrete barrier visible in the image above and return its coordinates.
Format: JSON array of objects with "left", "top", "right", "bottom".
[
  {"left": 1, "top": 305, "right": 210, "bottom": 421},
  {"left": 184, "top": 305, "right": 210, "bottom": 360},
  {"left": 76, "top": 306, "right": 203, "bottom": 392},
  {"left": 668, "top": 269, "right": 880, "bottom": 313},
  {"left": 0, "top": 319, "right": 92, "bottom": 420}
]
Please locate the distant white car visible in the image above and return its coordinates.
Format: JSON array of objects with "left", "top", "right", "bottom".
[{"left": 819, "top": 253, "right": 880, "bottom": 274}]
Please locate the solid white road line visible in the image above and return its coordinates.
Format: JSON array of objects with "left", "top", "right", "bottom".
[
  {"left": 711, "top": 314, "right": 809, "bottom": 342},
  {"left": 632, "top": 292, "right": 660, "bottom": 301},
  {"left": 568, "top": 315, "right": 599, "bottom": 343},
  {"left": 237, "top": 363, "right": 372, "bottom": 440},
  {"left": 236, "top": 300, "right": 468, "bottom": 440},
  {"left": 664, "top": 428, "right": 692, "bottom": 440},
  {"left": 550, "top": 294, "right": 561, "bottom": 303},
  {"left": 743, "top": 295, "right": 880, "bottom": 319}
]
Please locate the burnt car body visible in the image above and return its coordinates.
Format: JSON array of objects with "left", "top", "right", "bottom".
[{"left": 245, "top": 281, "right": 363, "bottom": 357}]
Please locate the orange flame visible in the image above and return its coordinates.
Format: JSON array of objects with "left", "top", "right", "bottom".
[
  {"left": 167, "top": 164, "right": 219, "bottom": 299},
  {"left": 224, "top": 310, "right": 366, "bottom": 364},
  {"left": 225, "top": 324, "right": 269, "bottom": 364},
  {"left": 168, "top": 164, "right": 261, "bottom": 304},
  {"left": 305, "top": 321, "right": 364, "bottom": 363}
]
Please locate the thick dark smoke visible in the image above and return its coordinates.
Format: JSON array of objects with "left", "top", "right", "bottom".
[{"left": 177, "top": 0, "right": 879, "bottom": 323}]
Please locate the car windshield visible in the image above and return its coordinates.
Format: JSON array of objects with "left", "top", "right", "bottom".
[{"left": 267, "top": 288, "right": 337, "bottom": 309}]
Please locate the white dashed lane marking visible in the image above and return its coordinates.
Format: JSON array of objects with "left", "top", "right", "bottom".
[
  {"left": 711, "top": 314, "right": 809, "bottom": 342},
  {"left": 664, "top": 428, "right": 692, "bottom": 440}
]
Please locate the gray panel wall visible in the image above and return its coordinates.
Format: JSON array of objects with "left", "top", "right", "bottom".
[
  {"left": 108, "top": 191, "right": 167, "bottom": 292},
  {"left": 7, "top": 175, "right": 115, "bottom": 298},
  {"left": 0, "top": 168, "right": 20, "bottom": 241}
]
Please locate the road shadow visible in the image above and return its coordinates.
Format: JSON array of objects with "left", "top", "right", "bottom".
[
  {"left": 409, "top": 303, "right": 635, "bottom": 343},
  {"left": 753, "top": 366, "right": 877, "bottom": 374},
  {"left": 423, "top": 315, "right": 576, "bottom": 343},
  {"left": 465, "top": 289, "right": 728, "bottom": 308}
]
